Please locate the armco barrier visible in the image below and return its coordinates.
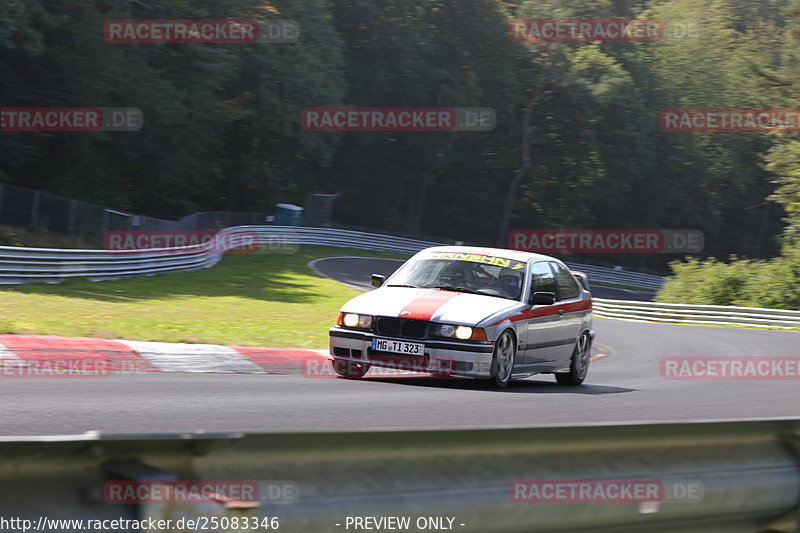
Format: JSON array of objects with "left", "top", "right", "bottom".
[
  {"left": 3, "top": 227, "right": 797, "bottom": 330},
  {"left": 0, "top": 419, "right": 798, "bottom": 532},
  {"left": 0, "top": 225, "right": 664, "bottom": 289},
  {"left": 0, "top": 226, "right": 444, "bottom": 284},
  {"left": 565, "top": 262, "right": 664, "bottom": 290},
  {"left": 593, "top": 298, "right": 800, "bottom": 329}
]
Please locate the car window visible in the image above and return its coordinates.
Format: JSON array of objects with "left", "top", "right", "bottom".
[
  {"left": 529, "top": 262, "right": 556, "bottom": 297},
  {"left": 393, "top": 259, "right": 449, "bottom": 287},
  {"left": 550, "top": 262, "right": 580, "bottom": 301},
  {"left": 388, "top": 254, "right": 525, "bottom": 300}
]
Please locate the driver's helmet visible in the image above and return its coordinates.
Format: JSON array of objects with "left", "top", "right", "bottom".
[
  {"left": 440, "top": 261, "right": 475, "bottom": 286},
  {"left": 497, "top": 273, "right": 522, "bottom": 298}
]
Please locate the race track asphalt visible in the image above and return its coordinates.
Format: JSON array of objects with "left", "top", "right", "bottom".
[{"left": 1, "top": 257, "right": 797, "bottom": 436}]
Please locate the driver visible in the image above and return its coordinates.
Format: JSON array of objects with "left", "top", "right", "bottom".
[
  {"left": 496, "top": 273, "right": 522, "bottom": 299},
  {"left": 440, "top": 261, "right": 478, "bottom": 289}
]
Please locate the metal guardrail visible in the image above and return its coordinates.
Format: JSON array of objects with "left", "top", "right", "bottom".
[
  {"left": 0, "top": 226, "right": 443, "bottom": 284},
  {"left": 0, "top": 225, "right": 666, "bottom": 289},
  {"left": 566, "top": 262, "right": 664, "bottom": 290},
  {"left": 0, "top": 420, "right": 798, "bottom": 532},
  {"left": 594, "top": 298, "right": 800, "bottom": 329},
  {"left": 0, "top": 243, "right": 222, "bottom": 284},
  {"left": 3, "top": 226, "right": 797, "bottom": 330}
]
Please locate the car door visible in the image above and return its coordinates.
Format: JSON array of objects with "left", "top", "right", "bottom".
[
  {"left": 549, "top": 261, "right": 584, "bottom": 362},
  {"left": 520, "top": 261, "right": 565, "bottom": 365}
]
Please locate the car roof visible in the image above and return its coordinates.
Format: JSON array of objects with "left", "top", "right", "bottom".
[{"left": 417, "top": 245, "right": 558, "bottom": 264}]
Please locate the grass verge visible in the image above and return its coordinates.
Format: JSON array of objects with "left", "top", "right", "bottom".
[{"left": 0, "top": 245, "right": 407, "bottom": 348}]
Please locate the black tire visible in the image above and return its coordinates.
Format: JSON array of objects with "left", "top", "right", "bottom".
[
  {"left": 488, "top": 330, "right": 516, "bottom": 388},
  {"left": 555, "top": 332, "right": 591, "bottom": 386},
  {"left": 331, "top": 359, "right": 370, "bottom": 379}
]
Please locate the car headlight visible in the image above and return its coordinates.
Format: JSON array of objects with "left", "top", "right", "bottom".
[
  {"left": 438, "top": 324, "right": 456, "bottom": 337},
  {"left": 341, "top": 313, "right": 372, "bottom": 329},
  {"left": 455, "top": 326, "right": 473, "bottom": 340},
  {"left": 436, "top": 324, "right": 486, "bottom": 341}
]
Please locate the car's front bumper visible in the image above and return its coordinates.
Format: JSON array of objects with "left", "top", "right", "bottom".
[{"left": 329, "top": 326, "right": 495, "bottom": 378}]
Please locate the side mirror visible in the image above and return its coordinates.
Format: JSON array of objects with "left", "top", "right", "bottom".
[
  {"left": 530, "top": 291, "right": 556, "bottom": 305},
  {"left": 371, "top": 274, "right": 386, "bottom": 288},
  {"left": 572, "top": 271, "right": 590, "bottom": 292}
]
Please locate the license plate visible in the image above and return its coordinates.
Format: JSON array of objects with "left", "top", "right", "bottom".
[{"left": 372, "top": 338, "right": 425, "bottom": 355}]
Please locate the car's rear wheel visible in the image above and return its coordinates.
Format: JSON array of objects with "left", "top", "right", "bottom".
[
  {"left": 556, "top": 332, "right": 591, "bottom": 386},
  {"left": 489, "top": 330, "right": 516, "bottom": 388},
  {"left": 331, "top": 359, "right": 370, "bottom": 379}
]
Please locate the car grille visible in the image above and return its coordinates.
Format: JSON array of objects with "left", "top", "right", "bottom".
[{"left": 375, "top": 317, "right": 429, "bottom": 339}]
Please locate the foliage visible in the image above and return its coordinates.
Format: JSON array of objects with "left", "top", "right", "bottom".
[
  {"left": 657, "top": 238, "right": 800, "bottom": 309},
  {"left": 0, "top": 225, "right": 96, "bottom": 249},
  {"left": 0, "top": 0, "right": 798, "bottom": 287},
  {"left": 656, "top": 0, "right": 800, "bottom": 309}
]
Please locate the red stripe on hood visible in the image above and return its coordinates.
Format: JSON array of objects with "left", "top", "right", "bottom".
[{"left": 399, "top": 290, "right": 460, "bottom": 321}]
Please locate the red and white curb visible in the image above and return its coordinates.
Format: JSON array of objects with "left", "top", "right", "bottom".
[
  {"left": 0, "top": 335, "right": 330, "bottom": 375},
  {"left": 0, "top": 334, "right": 608, "bottom": 377},
  {"left": 0, "top": 341, "right": 21, "bottom": 362},
  {"left": 117, "top": 341, "right": 263, "bottom": 373}
]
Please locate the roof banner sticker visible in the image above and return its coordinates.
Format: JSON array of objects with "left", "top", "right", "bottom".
[{"left": 424, "top": 251, "right": 526, "bottom": 270}]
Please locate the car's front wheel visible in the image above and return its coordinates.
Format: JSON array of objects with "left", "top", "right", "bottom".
[
  {"left": 555, "top": 332, "right": 591, "bottom": 386},
  {"left": 331, "top": 359, "right": 370, "bottom": 379},
  {"left": 489, "top": 330, "right": 516, "bottom": 388}
]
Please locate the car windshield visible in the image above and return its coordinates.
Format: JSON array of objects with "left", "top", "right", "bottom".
[{"left": 388, "top": 253, "right": 526, "bottom": 300}]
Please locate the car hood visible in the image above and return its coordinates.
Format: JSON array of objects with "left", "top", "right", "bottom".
[{"left": 341, "top": 287, "right": 519, "bottom": 326}]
